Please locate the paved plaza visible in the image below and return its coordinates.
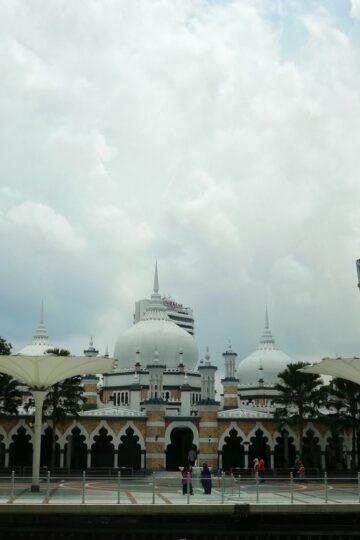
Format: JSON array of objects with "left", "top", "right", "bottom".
[{"left": 1, "top": 475, "right": 360, "bottom": 506}]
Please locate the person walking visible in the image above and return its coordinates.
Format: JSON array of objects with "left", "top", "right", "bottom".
[
  {"left": 181, "top": 465, "right": 193, "bottom": 495},
  {"left": 200, "top": 462, "right": 212, "bottom": 494},
  {"left": 253, "top": 458, "right": 259, "bottom": 480},
  {"left": 258, "top": 457, "right": 265, "bottom": 483},
  {"left": 298, "top": 460, "right": 305, "bottom": 479},
  {"left": 187, "top": 447, "right": 197, "bottom": 466}
]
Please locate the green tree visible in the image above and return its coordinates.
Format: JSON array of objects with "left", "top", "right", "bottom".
[
  {"left": 272, "top": 362, "right": 326, "bottom": 461},
  {"left": 327, "top": 378, "right": 360, "bottom": 471},
  {"left": 43, "top": 348, "right": 86, "bottom": 470},
  {"left": 0, "top": 337, "right": 22, "bottom": 415}
]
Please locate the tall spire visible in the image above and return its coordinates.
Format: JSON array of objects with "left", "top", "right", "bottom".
[
  {"left": 258, "top": 306, "right": 276, "bottom": 350},
  {"left": 40, "top": 298, "right": 44, "bottom": 324},
  {"left": 153, "top": 260, "right": 159, "bottom": 293},
  {"left": 144, "top": 261, "right": 169, "bottom": 321},
  {"left": 265, "top": 305, "right": 269, "bottom": 329},
  {"left": 32, "top": 300, "right": 50, "bottom": 344}
]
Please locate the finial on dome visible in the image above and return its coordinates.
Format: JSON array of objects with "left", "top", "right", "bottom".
[
  {"left": 205, "top": 346, "right": 211, "bottom": 365},
  {"left": 40, "top": 298, "right": 44, "bottom": 324},
  {"left": 153, "top": 260, "right": 159, "bottom": 294},
  {"left": 265, "top": 305, "right": 269, "bottom": 329},
  {"left": 258, "top": 307, "right": 276, "bottom": 350}
]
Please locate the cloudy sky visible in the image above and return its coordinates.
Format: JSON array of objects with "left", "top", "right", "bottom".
[{"left": 1, "top": 0, "right": 360, "bottom": 371}]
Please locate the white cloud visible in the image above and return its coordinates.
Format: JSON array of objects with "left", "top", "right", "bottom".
[
  {"left": 6, "top": 201, "right": 84, "bottom": 253},
  {"left": 0, "top": 0, "right": 360, "bottom": 366},
  {"left": 351, "top": 0, "right": 360, "bottom": 21}
]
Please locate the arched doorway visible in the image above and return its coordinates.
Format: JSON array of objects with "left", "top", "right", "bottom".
[
  {"left": 91, "top": 427, "right": 114, "bottom": 467},
  {"left": 41, "top": 427, "right": 60, "bottom": 467},
  {"left": 118, "top": 427, "right": 141, "bottom": 469},
  {"left": 274, "top": 430, "right": 296, "bottom": 468},
  {"left": 222, "top": 429, "right": 244, "bottom": 471},
  {"left": 64, "top": 427, "right": 87, "bottom": 470},
  {"left": 166, "top": 427, "right": 195, "bottom": 470},
  {"left": 248, "top": 428, "right": 270, "bottom": 467},
  {"left": 9, "top": 427, "right": 32, "bottom": 467},
  {"left": 326, "top": 434, "right": 345, "bottom": 470},
  {"left": 302, "top": 430, "right": 321, "bottom": 468}
]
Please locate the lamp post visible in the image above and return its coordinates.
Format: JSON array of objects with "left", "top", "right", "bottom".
[{"left": 0, "top": 354, "right": 113, "bottom": 492}]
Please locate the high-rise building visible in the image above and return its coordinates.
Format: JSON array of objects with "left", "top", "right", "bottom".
[{"left": 134, "top": 296, "right": 195, "bottom": 336}]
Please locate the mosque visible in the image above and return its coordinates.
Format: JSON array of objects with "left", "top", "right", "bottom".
[{"left": 0, "top": 266, "right": 350, "bottom": 474}]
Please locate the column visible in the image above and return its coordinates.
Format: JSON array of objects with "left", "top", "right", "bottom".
[
  {"left": 59, "top": 449, "right": 65, "bottom": 468},
  {"left": 66, "top": 435, "right": 72, "bottom": 469},
  {"left": 31, "top": 390, "right": 47, "bottom": 492},
  {"left": 321, "top": 450, "right": 326, "bottom": 470},
  {"left": 270, "top": 451, "right": 274, "bottom": 470},
  {"left": 141, "top": 450, "right": 145, "bottom": 469},
  {"left": 87, "top": 449, "right": 91, "bottom": 469},
  {"left": 4, "top": 448, "right": 9, "bottom": 468},
  {"left": 217, "top": 451, "right": 222, "bottom": 470},
  {"left": 244, "top": 450, "right": 249, "bottom": 469},
  {"left": 114, "top": 449, "right": 118, "bottom": 468}
]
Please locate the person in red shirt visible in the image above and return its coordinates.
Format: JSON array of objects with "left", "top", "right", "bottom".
[{"left": 258, "top": 457, "right": 265, "bottom": 483}]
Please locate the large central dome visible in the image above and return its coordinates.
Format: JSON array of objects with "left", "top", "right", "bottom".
[{"left": 114, "top": 264, "right": 198, "bottom": 370}]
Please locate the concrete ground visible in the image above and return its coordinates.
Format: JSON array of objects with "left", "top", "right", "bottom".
[{"left": 0, "top": 476, "right": 359, "bottom": 506}]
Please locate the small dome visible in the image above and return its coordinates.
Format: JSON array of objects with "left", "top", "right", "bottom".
[
  {"left": 17, "top": 303, "right": 54, "bottom": 356},
  {"left": 237, "top": 308, "right": 293, "bottom": 386},
  {"left": 114, "top": 262, "right": 198, "bottom": 370}
]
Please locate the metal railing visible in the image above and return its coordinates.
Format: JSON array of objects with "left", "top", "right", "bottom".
[{"left": 1, "top": 471, "right": 360, "bottom": 505}]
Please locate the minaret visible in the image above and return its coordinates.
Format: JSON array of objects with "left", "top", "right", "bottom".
[
  {"left": 221, "top": 341, "right": 239, "bottom": 410},
  {"left": 198, "top": 347, "right": 217, "bottom": 402},
  {"left": 82, "top": 337, "right": 100, "bottom": 409},
  {"left": 197, "top": 347, "right": 219, "bottom": 469},
  {"left": 83, "top": 336, "right": 99, "bottom": 357},
  {"left": 180, "top": 348, "right": 192, "bottom": 415}
]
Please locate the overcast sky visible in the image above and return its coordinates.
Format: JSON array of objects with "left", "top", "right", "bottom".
[{"left": 1, "top": 0, "right": 360, "bottom": 370}]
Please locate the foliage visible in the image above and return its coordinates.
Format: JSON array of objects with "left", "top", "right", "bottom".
[
  {"left": 0, "top": 337, "right": 12, "bottom": 355},
  {"left": 327, "top": 378, "right": 360, "bottom": 470},
  {"left": 272, "top": 362, "right": 326, "bottom": 460},
  {"left": 0, "top": 337, "right": 22, "bottom": 415}
]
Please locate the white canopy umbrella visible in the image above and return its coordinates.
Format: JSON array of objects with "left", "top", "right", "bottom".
[
  {"left": 301, "top": 357, "right": 360, "bottom": 385},
  {"left": 0, "top": 354, "right": 114, "bottom": 491}
]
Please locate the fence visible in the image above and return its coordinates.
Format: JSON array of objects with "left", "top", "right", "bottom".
[{"left": 0, "top": 471, "right": 360, "bottom": 505}]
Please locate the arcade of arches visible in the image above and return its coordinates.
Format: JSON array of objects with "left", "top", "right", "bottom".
[{"left": 0, "top": 420, "right": 355, "bottom": 472}]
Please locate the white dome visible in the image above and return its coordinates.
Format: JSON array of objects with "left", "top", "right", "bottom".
[
  {"left": 114, "top": 318, "right": 198, "bottom": 369},
  {"left": 237, "top": 348, "right": 292, "bottom": 386},
  {"left": 237, "top": 310, "right": 293, "bottom": 386},
  {"left": 16, "top": 312, "right": 54, "bottom": 356},
  {"left": 114, "top": 263, "right": 198, "bottom": 370}
]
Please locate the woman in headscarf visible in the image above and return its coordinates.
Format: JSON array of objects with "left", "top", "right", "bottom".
[{"left": 200, "top": 462, "right": 212, "bottom": 494}]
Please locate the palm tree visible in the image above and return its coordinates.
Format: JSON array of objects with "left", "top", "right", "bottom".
[
  {"left": 0, "top": 337, "right": 22, "bottom": 415},
  {"left": 327, "top": 378, "right": 360, "bottom": 471},
  {"left": 44, "top": 349, "right": 86, "bottom": 470},
  {"left": 272, "top": 362, "right": 326, "bottom": 460}
]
